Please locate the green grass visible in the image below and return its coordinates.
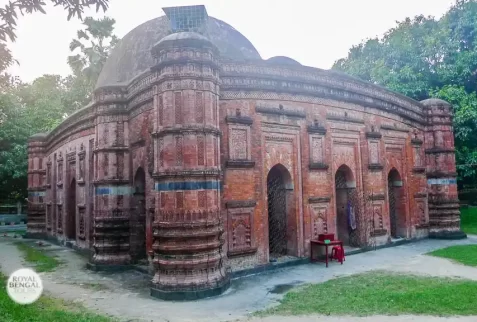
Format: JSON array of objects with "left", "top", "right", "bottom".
[
  {"left": 0, "top": 272, "right": 115, "bottom": 322},
  {"left": 15, "top": 242, "right": 60, "bottom": 272},
  {"left": 428, "top": 244, "right": 477, "bottom": 267},
  {"left": 461, "top": 207, "right": 477, "bottom": 235},
  {"left": 258, "top": 271, "right": 477, "bottom": 316}
]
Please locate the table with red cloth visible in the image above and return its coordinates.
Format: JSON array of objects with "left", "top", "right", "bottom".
[{"left": 310, "top": 239, "right": 344, "bottom": 267}]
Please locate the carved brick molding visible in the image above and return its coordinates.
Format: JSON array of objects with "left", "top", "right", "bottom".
[
  {"left": 425, "top": 147, "right": 455, "bottom": 154},
  {"left": 93, "top": 146, "right": 129, "bottom": 153},
  {"left": 228, "top": 247, "right": 258, "bottom": 257},
  {"left": 429, "top": 121, "right": 453, "bottom": 126},
  {"left": 369, "top": 194, "right": 385, "bottom": 201},
  {"left": 307, "top": 125, "right": 327, "bottom": 135},
  {"left": 309, "top": 163, "right": 329, "bottom": 170},
  {"left": 426, "top": 171, "right": 458, "bottom": 178},
  {"left": 411, "top": 139, "right": 423, "bottom": 146},
  {"left": 153, "top": 169, "right": 221, "bottom": 179},
  {"left": 415, "top": 223, "right": 430, "bottom": 229},
  {"left": 225, "top": 115, "right": 253, "bottom": 126},
  {"left": 381, "top": 124, "right": 409, "bottom": 133},
  {"left": 326, "top": 114, "right": 364, "bottom": 124},
  {"left": 255, "top": 105, "right": 306, "bottom": 118},
  {"left": 414, "top": 192, "right": 427, "bottom": 198},
  {"left": 413, "top": 167, "right": 426, "bottom": 174},
  {"left": 131, "top": 139, "right": 146, "bottom": 148},
  {"left": 152, "top": 126, "right": 221, "bottom": 138},
  {"left": 366, "top": 132, "right": 382, "bottom": 139},
  {"left": 225, "top": 200, "right": 257, "bottom": 209},
  {"left": 368, "top": 163, "right": 384, "bottom": 171},
  {"left": 308, "top": 196, "right": 331, "bottom": 204},
  {"left": 226, "top": 160, "right": 255, "bottom": 168},
  {"left": 371, "top": 229, "right": 387, "bottom": 237},
  {"left": 93, "top": 179, "right": 130, "bottom": 186}
]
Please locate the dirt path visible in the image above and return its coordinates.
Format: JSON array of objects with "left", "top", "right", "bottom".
[
  {"left": 1, "top": 236, "right": 477, "bottom": 322},
  {"left": 248, "top": 316, "right": 477, "bottom": 322}
]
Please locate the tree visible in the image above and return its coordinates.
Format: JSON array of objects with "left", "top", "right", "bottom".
[
  {"left": 333, "top": 0, "right": 477, "bottom": 184},
  {"left": 0, "top": 0, "right": 109, "bottom": 43},
  {"left": 67, "top": 16, "right": 118, "bottom": 106},
  {"left": 0, "top": 74, "right": 70, "bottom": 200}
]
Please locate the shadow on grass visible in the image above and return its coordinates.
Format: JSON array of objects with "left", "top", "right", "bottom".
[
  {"left": 14, "top": 241, "right": 61, "bottom": 272},
  {"left": 257, "top": 271, "right": 477, "bottom": 317}
]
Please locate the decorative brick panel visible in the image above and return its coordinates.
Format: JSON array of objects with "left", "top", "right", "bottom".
[
  {"left": 196, "top": 92, "right": 204, "bottom": 123},
  {"left": 158, "top": 95, "right": 164, "bottom": 126},
  {"left": 197, "top": 136, "right": 205, "bottom": 166},
  {"left": 198, "top": 190, "right": 206, "bottom": 208},
  {"left": 174, "top": 92, "right": 182, "bottom": 124},
  {"left": 311, "top": 136, "right": 324, "bottom": 163},
  {"left": 230, "top": 129, "right": 247, "bottom": 160},
  {"left": 103, "top": 154, "right": 109, "bottom": 177},
  {"left": 175, "top": 136, "right": 183, "bottom": 166},
  {"left": 176, "top": 191, "right": 184, "bottom": 209}
]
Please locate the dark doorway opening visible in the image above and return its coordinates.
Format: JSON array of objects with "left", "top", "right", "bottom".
[
  {"left": 267, "top": 164, "right": 296, "bottom": 260},
  {"left": 388, "top": 169, "right": 405, "bottom": 238},
  {"left": 66, "top": 179, "right": 77, "bottom": 240},
  {"left": 334, "top": 165, "right": 356, "bottom": 246},
  {"left": 132, "top": 167, "right": 147, "bottom": 262}
]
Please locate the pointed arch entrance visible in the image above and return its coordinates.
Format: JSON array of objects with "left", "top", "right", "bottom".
[
  {"left": 66, "top": 178, "right": 77, "bottom": 240},
  {"left": 388, "top": 169, "right": 406, "bottom": 238},
  {"left": 267, "top": 164, "right": 296, "bottom": 259},
  {"left": 334, "top": 165, "right": 356, "bottom": 246},
  {"left": 132, "top": 167, "right": 147, "bottom": 262}
]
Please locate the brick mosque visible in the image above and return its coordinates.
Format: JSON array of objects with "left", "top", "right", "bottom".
[{"left": 26, "top": 5, "right": 465, "bottom": 300}]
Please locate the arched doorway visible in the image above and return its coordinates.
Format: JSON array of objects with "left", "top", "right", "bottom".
[
  {"left": 388, "top": 169, "right": 405, "bottom": 239},
  {"left": 66, "top": 179, "right": 77, "bottom": 240},
  {"left": 132, "top": 167, "right": 147, "bottom": 262},
  {"left": 267, "top": 164, "right": 296, "bottom": 260},
  {"left": 334, "top": 165, "right": 356, "bottom": 246}
]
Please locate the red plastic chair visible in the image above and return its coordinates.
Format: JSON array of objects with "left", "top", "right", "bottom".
[{"left": 331, "top": 245, "right": 345, "bottom": 264}]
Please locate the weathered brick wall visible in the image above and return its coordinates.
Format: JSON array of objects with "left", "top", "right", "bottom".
[
  {"left": 41, "top": 133, "right": 95, "bottom": 248},
  {"left": 221, "top": 96, "right": 427, "bottom": 270}
]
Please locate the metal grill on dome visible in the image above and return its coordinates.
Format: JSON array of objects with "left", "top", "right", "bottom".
[{"left": 163, "top": 5, "right": 209, "bottom": 34}]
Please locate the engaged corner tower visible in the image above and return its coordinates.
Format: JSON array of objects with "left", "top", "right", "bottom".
[{"left": 149, "top": 5, "right": 230, "bottom": 301}]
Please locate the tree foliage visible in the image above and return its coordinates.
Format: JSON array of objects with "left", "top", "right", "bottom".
[
  {"left": 333, "top": 0, "right": 477, "bottom": 184},
  {"left": 67, "top": 16, "right": 118, "bottom": 106},
  {"left": 0, "top": 14, "right": 116, "bottom": 201},
  {"left": 0, "top": 0, "right": 109, "bottom": 43}
]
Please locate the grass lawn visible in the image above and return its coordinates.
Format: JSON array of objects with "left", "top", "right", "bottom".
[
  {"left": 0, "top": 272, "right": 115, "bottom": 322},
  {"left": 15, "top": 242, "right": 60, "bottom": 272},
  {"left": 461, "top": 207, "right": 477, "bottom": 235},
  {"left": 258, "top": 271, "right": 477, "bottom": 316},
  {"left": 428, "top": 244, "right": 477, "bottom": 267}
]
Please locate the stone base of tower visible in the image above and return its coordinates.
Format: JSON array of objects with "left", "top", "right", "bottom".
[
  {"left": 150, "top": 275, "right": 231, "bottom": 301},
  {"left": 429, "top": 230, "right": 467, "bottom": 240}
]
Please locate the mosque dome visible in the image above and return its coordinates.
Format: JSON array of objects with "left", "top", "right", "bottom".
[
  {"left": 96, "top": 15, "right": 261, "bottom": 89},
  {"left": 266, "top": 56, "right": 301, "bottom": 66}
]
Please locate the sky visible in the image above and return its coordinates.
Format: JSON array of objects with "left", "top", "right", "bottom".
[{"left": 6, "top": 0, "right": 456, "bottom": 82}]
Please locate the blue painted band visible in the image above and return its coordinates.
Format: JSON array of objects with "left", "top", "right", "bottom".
[
  {"left": 427, "top": 178, "right": 457, "bottom": 185},
  {"left": 95, "top": 185, "right": 133, "bottom": 196},
  {"left": 28, "top": 191, "right": 46, "bottom": 197},
  {"left": 155, "top": 181, "right": 221, "bottom": 191}
]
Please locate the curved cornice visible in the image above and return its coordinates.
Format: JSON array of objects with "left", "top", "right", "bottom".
[{"left": 30, "top": 57, "right": 428, "bottom": 151}]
